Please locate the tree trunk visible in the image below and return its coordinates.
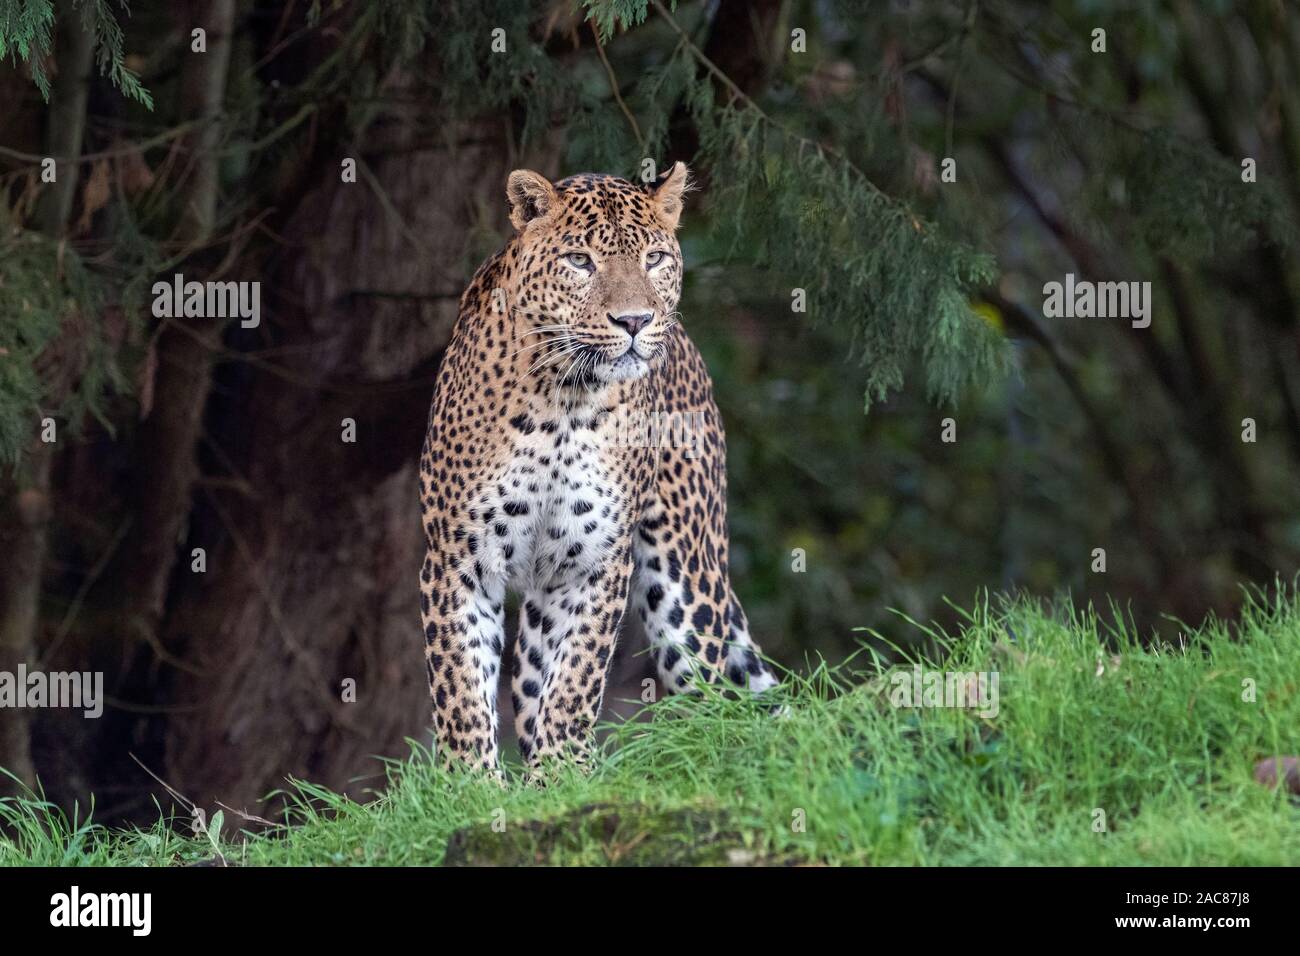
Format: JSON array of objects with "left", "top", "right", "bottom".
[
  {"left": 160, "top": 118, "right": 517, "bottom": 816},
  {"left": 0, "top": 1, "right": 95, "bottom": 795},
  {"left": 114, "top": 0, "right": 236, "bottom": 641},
  {"left": 0, "top": 446, "right": 54, "bottom": 792}
]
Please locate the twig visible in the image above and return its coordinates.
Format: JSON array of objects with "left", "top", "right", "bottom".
[
  {"left": 129, "top": 753, "right": 199, "bottom": 815},
  {"left": 128, "top": 753, "right": 226, "bottom": 866},
  {"left": 128, "top": 755, "right": 282, "bottom": 863},
  {"left": 945, "top": 0, "right": 980, "bottom": 160},
  {"left": 591, "top": 20, "right": 645, "bottom": 153},
  {"left": 0, "top": 102, "right": 313, "bottom": 174},
  {"left": 354, "top": 154, "right": 468, "bottom": 287},
  {"left": 899, "top": 33, "right": 963, "bottom": 73},
  {"left": 0, "top": 119, "right": 206, "bottom": 166},
  {"left": 647, "top": 0, "right": 912, "bottom": 221},
  {"left": 215, "top": 800, "right": 279, "bottom": 829}
]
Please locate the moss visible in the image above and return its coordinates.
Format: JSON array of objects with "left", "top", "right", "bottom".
[{"left": 443, "top": 801, "right": 801, "bottom": 866}]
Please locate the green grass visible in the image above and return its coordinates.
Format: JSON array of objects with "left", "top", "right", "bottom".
[{"left": 3, "top": 589, "right": 1298, "bottom": 866}]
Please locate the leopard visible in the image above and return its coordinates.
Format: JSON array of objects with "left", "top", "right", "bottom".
[{"left": 418, "top": 161, "right": 777, "bottom": 772}]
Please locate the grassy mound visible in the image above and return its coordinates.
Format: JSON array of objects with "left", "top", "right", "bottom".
[{"left": 3, "top": 590, "right": 1298, "bottom": 866}]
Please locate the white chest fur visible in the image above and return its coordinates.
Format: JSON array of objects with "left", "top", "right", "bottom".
[{"left": 471, "top": 409, "right": 629, "bottom": 593}]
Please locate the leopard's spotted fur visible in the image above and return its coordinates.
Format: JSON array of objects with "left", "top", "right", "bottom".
[{"left": 418, "top": 163, "right": 776, "bottom": 771}]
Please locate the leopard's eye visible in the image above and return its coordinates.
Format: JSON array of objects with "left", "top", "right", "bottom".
[
  {"left": 645, "top": 250, "right": 667, "bottom": 270},
  {"left": 564, "top": 252, "right": 594, "bottom": 272}
]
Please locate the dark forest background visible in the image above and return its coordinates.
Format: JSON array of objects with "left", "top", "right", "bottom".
[{"left": 0, "top": 0, "right": 1297, "bottom": 825}]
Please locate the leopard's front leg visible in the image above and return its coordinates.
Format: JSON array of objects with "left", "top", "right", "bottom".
[
  {"left": 527, "top": 541, "right": 635, "bottom": 767},
  {"left": 420, "top": 541, "right": 507, "bottom": 772}
]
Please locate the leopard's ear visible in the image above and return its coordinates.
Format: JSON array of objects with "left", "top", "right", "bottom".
[
  {"left": 648, "top": 161, "right": 691, "bottom": 230},
  {"left": 506, "top": 169, "right": 558, "bottom": 231}
]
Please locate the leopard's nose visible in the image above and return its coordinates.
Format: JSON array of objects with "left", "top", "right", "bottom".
[{"left": 608, "top": 311, "right": 652, "bottom": 336}]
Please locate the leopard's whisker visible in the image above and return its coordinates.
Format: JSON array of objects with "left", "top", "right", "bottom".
[
  {"left": 558, "top": 347, "right": 593, "bottom": 384},
  {"left": 531, "top": 339, "right": 587, "bottom": 365},
  {"left": 527, "top": 352, "right": 581, "bottom": 380},
  {"left": 510, "top": 336, "right": 576, "bottom": 359},
  {"left": 526, "top": 341, "right": 588, "bottom": 377}
]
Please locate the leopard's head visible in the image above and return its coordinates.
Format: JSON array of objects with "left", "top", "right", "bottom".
[{"left": 506, "top": 163, "right": 690, "bottom": 388}]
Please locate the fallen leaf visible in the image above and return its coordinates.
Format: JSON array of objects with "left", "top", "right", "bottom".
[
  {"left": 116, "top": 146, "right": 156, "bottom": 196},
  {"left": 74, "top": 157, "right": 111, "bottom": 235},
  {"left": 1253, "top": 757, "right": 1300, "bottom": 795}
]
